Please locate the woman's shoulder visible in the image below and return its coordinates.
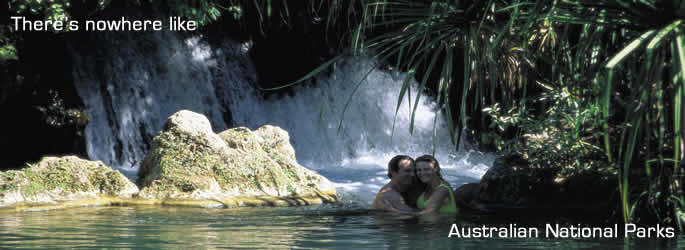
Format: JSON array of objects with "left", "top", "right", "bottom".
[{"left": 431, "top": 182, "right": 452, "bottom": 197}]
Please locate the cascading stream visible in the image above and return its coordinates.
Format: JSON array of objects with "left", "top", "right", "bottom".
[
  {"left": 71, "top": 31, "right": 494, "bottom": 206},
  {"left": 71, "top": 32, "right": 236, "bottom": 178}
]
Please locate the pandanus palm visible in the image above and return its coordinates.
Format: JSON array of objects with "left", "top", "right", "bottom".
[
  {"left": 7, "top": 0, "right": 685, "bottom": 227},
  {"left": 334, "top": 0, "right": 685, "bottom": 226},
  {"left": 542, "top": 0, "right": 685, "bottom": 226}
]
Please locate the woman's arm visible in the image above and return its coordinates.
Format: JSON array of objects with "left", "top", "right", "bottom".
[{"left": 419, "top": 185, "right": 450, "bottom": 214}]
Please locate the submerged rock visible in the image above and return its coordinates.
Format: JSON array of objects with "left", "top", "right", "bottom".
[
  {"left": 0, "top": 156, "right": 138, "bottom": 208},
  {"left": 137, "top": 110, "right": 337, "bottom": 207}
]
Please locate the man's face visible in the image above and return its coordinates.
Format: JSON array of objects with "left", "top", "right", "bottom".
[{"left": 392, "top": 159, "right": 415, "bottom": 189}]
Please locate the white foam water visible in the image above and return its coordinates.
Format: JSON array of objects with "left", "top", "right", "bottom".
[
  {"left": 71, "top": 32, "right": 494, "bottom": 206},
  {"left": 224, "top": 57, "right": 494, "bottom": 205}
]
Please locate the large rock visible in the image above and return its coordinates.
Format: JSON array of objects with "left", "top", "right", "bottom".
[
  {"left": 473, "top": 155, "right": 616, "bottom": 214},
  {"left": 0, "top": 156, "right": 139, "bottom": 208},
  {"left": 137, "top": 110, "right": 337, "bottom": 207},
  {"left": 477, "top": 157, "right": 533, "bottom": 205}
]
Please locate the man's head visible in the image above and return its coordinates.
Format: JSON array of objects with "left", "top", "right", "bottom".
[{"left": 387, "top": 155, "right": 415, "bottom": 190}]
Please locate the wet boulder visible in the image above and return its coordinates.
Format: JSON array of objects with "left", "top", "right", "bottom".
[
  {"left": 477, "top": 157, "right": 532, "bottom": 205},
  {"left": 0, "top": 156, "right": 139, "bottom": 208},
  {"left": 137, "top": 110, "right": 337, "bottom": 207},
  {"left": 474, "top": 155, "right": 616, "bottom": 215}
]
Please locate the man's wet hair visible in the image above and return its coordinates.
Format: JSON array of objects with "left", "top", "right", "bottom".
[{"left": 388, "top": 155, "right": 414, "bottom": 178}]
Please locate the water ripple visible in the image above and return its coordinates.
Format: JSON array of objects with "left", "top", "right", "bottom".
[{"left": 0, "top": 206, "right": 680, "bottom": 249}]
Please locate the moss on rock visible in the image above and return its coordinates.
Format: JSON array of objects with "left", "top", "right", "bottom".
[
  {"left": 0, "top": 156, "right": 138, "bottom": 208},
  {"left": 137, "top": 110, "right": 337, "bottom": 205}
]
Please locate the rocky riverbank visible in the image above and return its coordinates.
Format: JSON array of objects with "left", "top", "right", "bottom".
[
  {"left": 455, "top": 155, "right": 618, "bottom": 219},
  {"left": 0, "top": 110, "right": 338, "bottom": 212}
]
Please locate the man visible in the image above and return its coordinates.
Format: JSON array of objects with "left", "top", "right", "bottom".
[{"left": 371, "top": 155, "right": 418, "bottom": 213}]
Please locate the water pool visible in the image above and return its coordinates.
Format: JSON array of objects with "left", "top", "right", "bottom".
[{"left": 1, "top": 205, "right": 681, "bottom": 249}]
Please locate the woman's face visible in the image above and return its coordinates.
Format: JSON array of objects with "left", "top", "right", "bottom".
[{"left": 415, "top": 161, "right": 436, "bottom": 184}]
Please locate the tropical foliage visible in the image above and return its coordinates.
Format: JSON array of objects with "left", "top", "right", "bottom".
[
  {"left": 339, "top": 0, "right": 685, "bottom": 227},
  {"left": 4, "top": 0, "right": 685, "bottom": 227},
  {"left": 270, "top": 0, "right": 685, "bottom": 227}
]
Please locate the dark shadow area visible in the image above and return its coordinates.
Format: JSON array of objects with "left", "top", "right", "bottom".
[{"left": 0, "top": 31, "right": 87, "bottom": 170}]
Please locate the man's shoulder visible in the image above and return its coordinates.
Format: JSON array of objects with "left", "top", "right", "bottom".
[
  {"left": 377, "top": 184, "right": 401, "bottom": 196},
  {"left": 371, "top": 183, "right": 415, "bottom": 213},
  {"left": 373, "top": 184, "right": 404, "bottom": 204},
  {"left": 372, "top": 184, "right": 399, "bottom": 208}
]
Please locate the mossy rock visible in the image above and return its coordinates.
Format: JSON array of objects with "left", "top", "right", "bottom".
[
  {"left": 253, "top": 125, "right": 297, "bottom": 162},
  {"left": 219, "top": 127, "right": 264, "bottom": 153},
  {"left": 475, "top": 155, "right": 616, "bottom": 214},
  {"left": 0, "top": 156, "right": 138, "bottom": 208},
  {"left": 478, "top": 157, "right": 531, "bottom": 205},
  {"left": 137, "top": 110, "right": 337, "bottom": 205}
]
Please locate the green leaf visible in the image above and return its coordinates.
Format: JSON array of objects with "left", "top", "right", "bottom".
[
  {"left": 391, "top": 69, "right": 415, "bottom": 139},
  {"left": 338, "top": 62, "right": 378, "bottom": 133},
  {"left": 261, "top": 54, "right": 345, "bottom": 91},
  {"left": 606, "top": 30, "right": 656, "bottom": 69},
  {"left": 409, "top": 46, "right": 441, "bottom": 134}
]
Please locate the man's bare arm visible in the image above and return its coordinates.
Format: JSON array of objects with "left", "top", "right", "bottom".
[{"left": 379, "top": 189, "right": 417, "bottom": 214}]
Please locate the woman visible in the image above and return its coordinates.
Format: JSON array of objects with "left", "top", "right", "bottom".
[{"left": 414, "top": 155, "right": 458, "bottom": 214}]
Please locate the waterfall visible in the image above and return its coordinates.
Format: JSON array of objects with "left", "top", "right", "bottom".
[
  {"left": 71, "top": 31, "right": 494, "bottom": 205},
  {"left": 71, "top": 31, "right": 237, "bottom": 178}
]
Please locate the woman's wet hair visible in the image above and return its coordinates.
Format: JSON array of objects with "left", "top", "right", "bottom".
[
  {"left": 388, "top": 155, "right": 414, "bottom": 178},
  {"left": 415, "top": 154, "right": 444, "bottom": 181}
]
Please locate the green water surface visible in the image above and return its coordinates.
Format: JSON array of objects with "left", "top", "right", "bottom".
[{"left": 0, "top": 205, "right": 682, "bottom": 249}]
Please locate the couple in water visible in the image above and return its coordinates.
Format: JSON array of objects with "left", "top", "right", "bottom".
[{"left": 371, "top": 155, "right": 458, "bottom": 214}]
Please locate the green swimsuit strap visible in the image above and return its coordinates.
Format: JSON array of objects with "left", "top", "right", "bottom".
[
  {"left": 438, "top": 183, "right": 458, "bottom": 213},
  {"left": 418, "top": 183, "right": 457, "bottom": 211},
  {"left": 438, "top": 183, "right": 456, "bottom": 204},
  {"left": 417, "top": 192, "right": 426, "bottom": 208}
]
